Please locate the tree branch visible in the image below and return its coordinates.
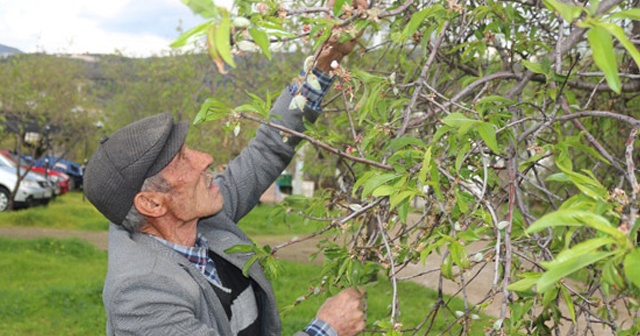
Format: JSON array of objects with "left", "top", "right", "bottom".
[{"left": 238, "top": 112, "right": 393, "bottom": 170}]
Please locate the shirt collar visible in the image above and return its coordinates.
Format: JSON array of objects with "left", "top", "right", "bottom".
[{"left": 148, "top": 233, "right": 210, "bottom": 270}]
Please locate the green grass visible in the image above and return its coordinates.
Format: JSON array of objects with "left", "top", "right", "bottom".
[
  {"left": 0, "top": 237, "right": 490, "bottom": 335},
  {"left": 0, "top": 191, "right": 108, "bottom": 231},
  {"left": 273, "top": 261, "right": 490, "bottom": 335},
  {"left": 0, "top": 195, "right": 494, "bottom": 334},
  {"left": 0, "top": 237, "right": 107, "bottom": 335},
  {"left": 237, "top": 202, "right": 326, "bottom": 236}
]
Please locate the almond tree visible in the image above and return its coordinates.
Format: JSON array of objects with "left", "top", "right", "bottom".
[{"left": 177, "top": 0, "right": 640, "bottom": 334}]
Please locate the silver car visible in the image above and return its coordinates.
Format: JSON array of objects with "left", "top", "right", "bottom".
[{"left": 0, "top": 162, "right": 51, "bottom": 211}]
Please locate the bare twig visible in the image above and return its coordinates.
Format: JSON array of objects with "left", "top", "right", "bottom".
[
  {"left": 398, "top": 20, "right": 450, "bottom": 137},
  {"left": 376, "top": 212, "right": 399, "bottom": 324},
  {"left": 271, "top": 198, "right": 384, "bottom": 254},
  {"left": 559, "top": 100, "right": 626, "bottom": 174},
  {"left": 238, "top": 112, "right": 393, "bottom": 170},
  {"left": 338, "top": 77, "right": 365, "bottom": 157}
]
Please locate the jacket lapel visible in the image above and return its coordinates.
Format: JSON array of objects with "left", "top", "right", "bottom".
[{"left": 131, "top": 232, "right": 234, "bottom": 335}]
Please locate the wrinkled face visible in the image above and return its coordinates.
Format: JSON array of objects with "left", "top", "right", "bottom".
[{"left": 159, "top": 145, "right": 223, "bottom": 222}]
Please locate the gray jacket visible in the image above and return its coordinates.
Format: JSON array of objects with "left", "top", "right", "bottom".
[{"left": 103, "top": 89, "right": 319, "bottom": 335}]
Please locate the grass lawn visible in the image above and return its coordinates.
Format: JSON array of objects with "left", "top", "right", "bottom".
[
  {"left": 0, "top": 192, "right": 108, "bottom": 231},
  {"left": 0, "top": 238, "right": 107, "bottom": 335},
  {"left": 0, "top": 193, "right": 493, "bottom": 335},
  {"left": 0, "top": 237, "right": 490, "bottom": 335}
]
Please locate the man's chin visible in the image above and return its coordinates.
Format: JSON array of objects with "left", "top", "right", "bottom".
[{"left": 204, "top": 202, "right": 224, "bottom": 218}]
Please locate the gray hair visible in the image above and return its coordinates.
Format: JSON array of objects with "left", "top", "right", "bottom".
[{"left": 121, "top": 173, "right": 171, "bottom": 232}]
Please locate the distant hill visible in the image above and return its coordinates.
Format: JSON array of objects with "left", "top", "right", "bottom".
[{"left": 0, "top": 44, "right": 23, "bottom": 56}]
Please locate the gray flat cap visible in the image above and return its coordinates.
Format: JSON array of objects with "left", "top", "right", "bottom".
[{"left": 84, "top": 113, "right": 189, "bottom": 225}]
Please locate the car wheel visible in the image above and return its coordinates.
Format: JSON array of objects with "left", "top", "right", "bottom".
[{"left": 0, "top": 188, "right": 9, "bottom": 212}]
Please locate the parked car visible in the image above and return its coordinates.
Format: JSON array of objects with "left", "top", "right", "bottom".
[
  {"left": 0, "top": 160, "right": 52, "bottom": 211},
  {"left": 32, "top": 156, "right": 84, "bottom": 190},
  {"left": 0, "top": 150, "right": 70, "bottom": 195},
  {"left": 0, "top": 152, "right": 58, "bottom": 198}
]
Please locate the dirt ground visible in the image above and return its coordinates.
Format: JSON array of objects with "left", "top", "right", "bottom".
[{"left": 0, "top": 225, "right": 628, "bottom": 335}]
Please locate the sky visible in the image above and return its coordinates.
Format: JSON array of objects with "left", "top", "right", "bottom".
[{"left": 0, "top": 0, "right": 231, "bottom": 57}]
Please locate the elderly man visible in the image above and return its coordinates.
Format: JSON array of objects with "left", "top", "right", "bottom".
[{"left": 83, "top": 21, "right": 366, "bottom": 336}]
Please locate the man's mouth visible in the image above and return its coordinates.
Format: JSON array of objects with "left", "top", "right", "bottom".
[{"left": 204, "top": 171, "right": 217, "bottom": 189}]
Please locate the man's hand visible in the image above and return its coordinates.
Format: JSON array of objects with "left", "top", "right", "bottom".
[
  {"left": 316, "top": 287, "right": 366, "bottom": 336},
  {"left": 315, "top": 0, "right": 368, "bottom": 72}
]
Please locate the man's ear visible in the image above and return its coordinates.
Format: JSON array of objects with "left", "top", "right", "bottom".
[{"left": 133, "top": 191, "right": 167, "bottom": 218}]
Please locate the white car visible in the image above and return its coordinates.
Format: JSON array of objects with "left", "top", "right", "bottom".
[{"left": 0, "top": 161, "right": 52, "bottom": 211}]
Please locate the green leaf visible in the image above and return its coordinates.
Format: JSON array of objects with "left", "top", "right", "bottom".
[
  {"left": 401, "top": 5, "right": 445, "bottom": 40},
  {"left": 441, "top": 253, "right": 454, "bottom": 280},
  {"left": 475, "top": 95, "right": 515, "bottom": 106},
  {"left": 419, "top": 239, "right": 445, "bottom": 264},
  {"left": 537, "top": 251, "right": 614, "bottom": 293},
  {"left": 526, "top": 210, "right": 625, "bottom": 241},
  {"left": 477, "top": 122, "right": 501, "bottom": 153},
  {"left": 454, "top": 189, "right": 469, "bottom": 214},
  {"left": 396, "top": 200, "right": 410, "bottom": 223},
  {"left": 455, "top": 142, "right": 471, "bottom": 172},
  {"left": 607, "top": 8, "right": 640, "bottom": 21},
  {"left": 248, "top": 27, "right": 271, "bottom": 60},
  {"left": 242, "top": 254, "right": 260, "bottom": 276},
  {"left": 181, "top": 0, "right": 218, "bottom": 18},
  {"left": 542, "top": 237, "right": 615, "bottom": 268},
  {"left": 623, "top": 248, "right": 640, "bottom": 289},
  {"left": 433, "top": 124, "right": 452, "bottom": 143},
  {"left": 543, "top": 0, "right": 584, "bottom": 22},
  {"left": 224, "top": 244, "right": 256, "bottom": 254},
  {"left": 358, "top": 173, "right": 399, "bottom": 198},
  {"left": 216, "top": 11, "right": 236, "bottom": 68},
  {"left": 333, "top": 0, "right": 348, "bottom": 16},
  {"left": 507, "top": 273, "right": 542, "bottom": 291},
  {"left": 542, "top": 286, "right": 559, "bottom": 306},
  {"left": 372, "top": 185, "right": 395, "bottom": 197},
  {"left": 442, "top": 113, "right": 479, "bottom": 128},
  {"left": 521, "top": 60, "right": 546, "bottom": 74},
  {"left": 586, "top": 25, "right": 620, "bottom": 94},
  {"left": 194, "top": 98, "right": 231, "bottom": 125},
  {"left": 545, "top": 172, "right": 571, "bottom": 183},
  {"left": 599, "top": 22, "right": 640, "bottom": 75},
  {"left": 171, "top": 21, "right": 211, "bottom": 48},
  {"left": 457, "top": 229, "right": 481, "bottom": 242},
  {"left": 389, "top": 190, "right": 415, "bottom": 210},
  {"left": 566, "top": 136, "right": 610, "bottom": 164},
  {"left": 449, "top": 241, "right": 471, "bottom": 270},
  {"left": 418, "top": 147, "right": 432, "bottom": 185},
  {"left": 388, "top": 137, "right": 424, "bottom": 151}
]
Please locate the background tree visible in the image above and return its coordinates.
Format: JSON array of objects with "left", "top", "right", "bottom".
[{"left": 0, "top": 54, "right": 91, "bottom": 208}]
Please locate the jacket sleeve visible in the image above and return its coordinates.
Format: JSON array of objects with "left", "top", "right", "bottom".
[{"left": 214, "top": 88, "right": 322, "bottom": 223}]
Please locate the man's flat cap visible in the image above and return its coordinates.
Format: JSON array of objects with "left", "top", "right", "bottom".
[{"left": 84, "top": 113, "right": 188, "bottom": 225}]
